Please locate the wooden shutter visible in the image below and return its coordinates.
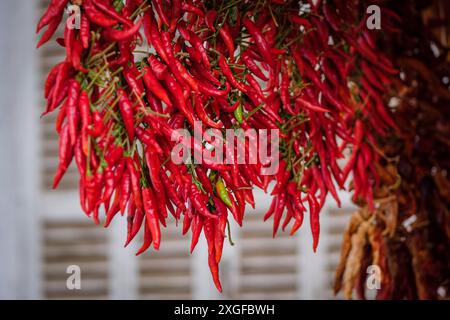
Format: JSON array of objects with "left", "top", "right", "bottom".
[
  {"left": 42, "top": 221, "right": 110, "bottom": 299},
  {"left": 137, "top": 219, "right": 193, "bottom": 299},
  {"left": 234, "top": 211, "right": 300, "bottom": 299}
]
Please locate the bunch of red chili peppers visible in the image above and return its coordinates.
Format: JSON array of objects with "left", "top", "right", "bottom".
[{"left": 37, "top": 0, "right": 398, "bottom": 291}]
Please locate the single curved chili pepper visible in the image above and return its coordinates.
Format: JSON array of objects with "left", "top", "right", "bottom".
[
  {"left": 169, "top": 0, "right": 182, "bottom": 33},
  {"left": 213, "top": 196, "right": 228, "bottom": 263},
  {"left": 80, "top": 14, "right": 90, "bottom": 49},
  {"left": 182, "top": 211, "right": 192, "bottom": 235},
  {"left": 308, "top": 193, "right": 320, "bottom": 252},
  {"left": 205, "top": 10, "right": 217, "bottom": 31},
  {"left": 53, "top": 124, "right": 74, "bottom": 189},
  {"left": 272, "top": 192, "right": 286, "bottom": 237},
  {"left": 163, "top": 73, "right": 195, "bottom": 126},
  {"left": 104, "top": 189, "right": 121, "bottom": 227},
  {"left": 181, "top": 2, "right": 205, "bottom": 17},
  {"left": 218, "top": 55, "right": 248, "bottom": 93},
  {"left": 119, "top": 171, "right": 131, "bottom": 215},
  {"left": 129, "top": 207, "right": 145, "bottom": 245},
  {"left": 194, "top": 93, "right": 223, "bottom": 129},
  {"left": 243, "top": 16, "right": 273, "bottom": 67},
  {"left": 71, "top": 39, "right": 88, "bottom": 73},
  {"left": 161, "top": 32, "right": 200, "bottom": 92},
  {"left": 296, "top": 97, "right": 330, "bottom": 113},
  {"left": 190, "top": 184, "right": 218, "bottom": 220},
  {"left": 147, "top": 55, "right": 169, "bottom": 80},
  {"left": 124, "top": 198, "right": 136, "bottom": 246},
  {"left": 126, "top": 157, "right": 143, "bottom": 211},
  {"left": 93, "top": 0, "right": 133, "bottom": 27},
  {"left": 74, "top": 136, "right": 87, "bottom": 181},
  {"left": 198, "top": 81, "right": 231, "bottom": 97},
  {"left": 190, "top": 214, "right": 204, "bottom": 253},
  {"left": 195, "top": 167, "right": 214, "bottom": 195},
  {"left": 142, "top": 67, "right": 172, "bottom": 107},
  {"left": 142, "top": 187, "right": 161, "bottom": 250},
  {"left": 136, "top": 221, "right": 153, "bottom": 256},
  {"left": 145, "top": 14, "right": 170, "bottom": 65},
  {"left": 87, "top": 111, "right": 106, "bottom": 137},
  {"left": 204, "top": 217, "right": 222, "bottom": 292},
  {"left": 188, "top": 30, "right": 211, "bottom": 69},
  {"left": 153, "top": 0, "right": 170, "bottom": 27},
  {"left": 218, "top": 23, "right": 235, "bottom": 62},
  {"left": 65, "top": 80, "right": 80, "bottom": 147},
  {"left": 241, "top": 50, "right": 268, "bottom": 81},
  {"left": 102, "top": 18, "right": 142, "bottom": 42},
  {"left": 117, "top": 89, "right": 135, "bottom": 141}
]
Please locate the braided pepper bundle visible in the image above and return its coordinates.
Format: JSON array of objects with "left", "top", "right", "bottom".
[
  {"left": 335, "top": 0, "right": 450, "bottom": 300},
  {"left": 37, "top": 0, "right": 397, "bottom": 291}
]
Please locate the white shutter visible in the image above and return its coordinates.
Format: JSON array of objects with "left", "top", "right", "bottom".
[
  {"left": 234, "top": 211, "right": 300, "bottom": 299},
  {"left": 42, "top": 221, "right": 110, "bottom": 299},
  {"left": 137, "top": 220, "right": 193, "bottom": 299}
]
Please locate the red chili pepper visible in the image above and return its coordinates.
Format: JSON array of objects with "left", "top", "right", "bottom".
[
  {"left": 80, "top": 14, "right": 90, "bottom": 49},
  {"left": 218, "top": 55, "right": 248, "bottom": 93},
  {"left": 190, "top": 214, "right": 204, "bottom": 253},
  {"left": 147, "top": 55, "right": 169, "bottom": 80},
  {"left": 119, "top": 171, "right": 131, "bottom": 215},
  {"left": 136, "top": 221, "right": 153, "bottom": 256},
  {"left": 308, "top": 194, "right": 320, "bottom": 252},
  {"left": 161, "top": 32, "right": 199, "bottom": 92},
  {"left": 243, "top": 16, "right": 273, "bottom": 67},
  {"left": 190, "top": 184, "right": 218, "bottom": 220},
  {"left": 37, "top": 12, "right": 64, "bottom": 49},
  {"left": 65, "top": 80, "right": 80, "bottom": 146},
  {"left": 142, "top": 67, "right": 172, "bottom": 107},
  {"left": 154, "top": 0, "right": 170, "bottom": 27},
  {"left": 102, "top": 19, "right": 142, "bottom": 42},
  {"left": 194, "top": 93, "right": 223, "bottom": 129},
  {"left": 104, "top": 190, "right": 121, "bottom": 227},
  {"left": 160, "top": 170, "right": 186, "bottom": 216},
  {"left": 36, "top": 0, "right": 68, "bottom": 33},
  {"left": 87, "top": 111, "right": 105, "bottom": 137},
  {"left": 204, "top": 218, "right": 223, "bottom": 292},
  {"left": 181, "top": 3, "right": 205, "bottom": 17},
  {"left": 163, "top": 73, "right": 195, "bottom": 126},
  {"left": 117, "top": 89, "right": 135, "bottom": 141},
  {"left": 198, "top": 81, "right": 231, "bottom": 97},
  {"left": 187, "top": 30, "right": 211, "bottom": 69},
  {"left": 241, "top": 50, "right": 268, "bottom": 81},
  {"left": 126, "top": 157, "right": 143, "bottom": 211},
  {"left": 142, "top": 187, "right": 161, "bottom": 250},
  {"left": 205, "top": 10, "right": 217, "bottom": 31},
  {"left": 53, "top": 124, "right": 74, "bottom": 189},
  {"left": 84, "top": 0, "right": 118, "bottom": 28},
  {"left": 218, "top": 23, "right": 235, "bottom": 62},
  {"left": 213, "top": 197, "right": 228, "bottom": 263},
  {"left": 93, "top": 0, "right": 133, "bottom": 27}
]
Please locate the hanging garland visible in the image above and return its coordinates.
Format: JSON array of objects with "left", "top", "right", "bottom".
[
  {"left": 37, "top": 0, "right": 398, "bottom": 291},
  {"left": 335, "top": 0, "right": 450, "bottom": 300}
]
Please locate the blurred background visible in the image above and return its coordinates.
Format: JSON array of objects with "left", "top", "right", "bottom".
[{"left": 0, "top": 0, "right": 356, "bottom": 299}]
